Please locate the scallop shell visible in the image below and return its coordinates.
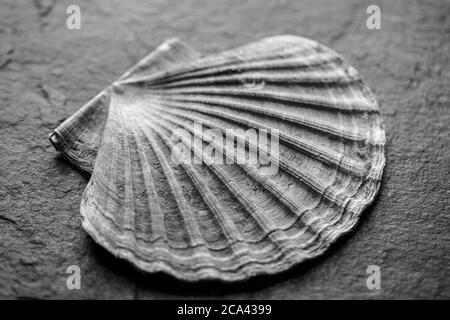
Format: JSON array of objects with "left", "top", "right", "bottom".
[{"left": 50, "top": 35, "right": 385, "bottom": 281}]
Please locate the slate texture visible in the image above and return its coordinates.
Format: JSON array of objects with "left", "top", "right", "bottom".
[{"left": 0, "top": 0, "right": 448, "bottom": 299}]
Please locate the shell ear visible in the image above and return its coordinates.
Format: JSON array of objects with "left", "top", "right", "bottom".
[{"left": 50, "top": 39, "right": 200, "bottom": 173}]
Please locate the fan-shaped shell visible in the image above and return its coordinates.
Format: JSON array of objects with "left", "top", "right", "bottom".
[{"left": 50, "top": 35, "right": 385, "bottom": 281}]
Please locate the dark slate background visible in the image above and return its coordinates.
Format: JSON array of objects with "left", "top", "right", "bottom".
[{"left": 0, "top": 0, "right": 448, "bottom": 299}]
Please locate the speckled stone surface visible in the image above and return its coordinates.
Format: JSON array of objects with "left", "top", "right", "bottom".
[{"left": 0, "top": 0, "right": 448, "bottom": 299}]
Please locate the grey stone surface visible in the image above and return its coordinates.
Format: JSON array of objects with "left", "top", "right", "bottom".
[{"left": 0, "top": 0, "right": 448, "bottom": 299}]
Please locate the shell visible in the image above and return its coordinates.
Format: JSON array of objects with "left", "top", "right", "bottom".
[{"left": 50, "top": 35, "right": 385, "bottom": 282}]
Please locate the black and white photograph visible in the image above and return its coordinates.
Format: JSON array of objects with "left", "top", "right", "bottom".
[{"left": 0, "top": 0, "right": 448, "bottom": 305}]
